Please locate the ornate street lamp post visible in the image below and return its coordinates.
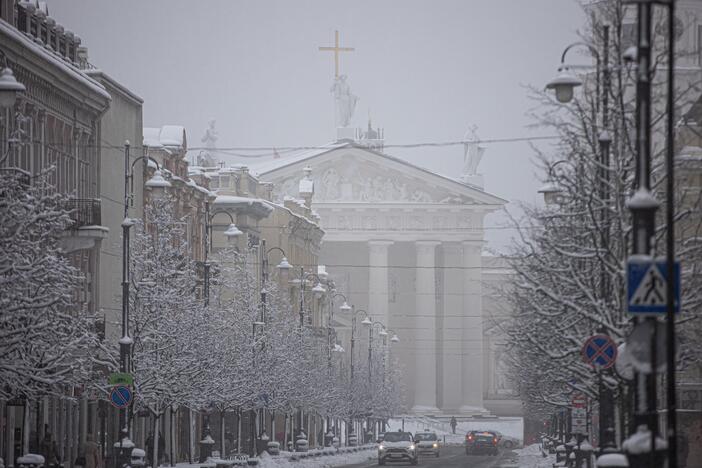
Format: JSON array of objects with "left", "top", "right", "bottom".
[{"left": 118, "top": 143, "right": 169, "bottom": 464}]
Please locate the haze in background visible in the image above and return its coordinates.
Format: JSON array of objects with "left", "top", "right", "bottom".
[{"left": 49, "top": 0, "right": 585, "bottom": 251}]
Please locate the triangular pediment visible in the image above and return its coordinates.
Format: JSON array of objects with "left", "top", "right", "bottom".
[{"left": 251, "top": 143, "right": 506, "bottom": 207}]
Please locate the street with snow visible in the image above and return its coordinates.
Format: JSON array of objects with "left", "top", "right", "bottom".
[{"left": 2, "top": 1, "right": 701, "bottom": 467}]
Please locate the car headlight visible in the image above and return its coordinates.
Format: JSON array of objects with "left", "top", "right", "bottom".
[
  {"left": 409, "top": 444, "right": 415, "bottom": 450},
  {"left": 378, "top": 445, "right": 385, "bottom": 451},
  {"left": 433, "top": 443, "right": 438, "bottom": 448}
]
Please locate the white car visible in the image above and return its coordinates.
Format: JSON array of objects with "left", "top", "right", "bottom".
[
  {"left": 414, "top": 431, "right": 440, "bottom": 457},
  {"left": 378, "top": 431, "right": 418, "bottom": 465}
]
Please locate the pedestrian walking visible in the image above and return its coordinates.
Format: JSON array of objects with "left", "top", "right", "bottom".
[
  {"left": 450, "top": 416, "right": 457, "bottom": 435},
  {"left": 83, "top": 435, "right": 102, "bottom": 468},
  {"left": 40, "top": 433, "right": 60, "bottom": 468}
]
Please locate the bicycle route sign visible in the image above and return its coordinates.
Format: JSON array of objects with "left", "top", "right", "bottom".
[
  {"left": 627, "top": 256, "right": 680, "bottom": 315},
  {"left": 581, "top": 334, "right": 617, "bottom": 370},
  {"left": 110, "top": 385, "right": 133, "bottom": 409}
]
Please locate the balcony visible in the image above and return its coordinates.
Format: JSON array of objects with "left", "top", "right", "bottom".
[
  {"left": 61, "top": 198, "right": 107, "bottom": 252},
  {"left": 65, "top": 198, "right": 102, "bottom": 228}
]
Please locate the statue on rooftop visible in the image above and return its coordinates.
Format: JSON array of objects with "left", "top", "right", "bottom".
[{"left": 331, "top": 75, "right": 358, "bottom": 128}]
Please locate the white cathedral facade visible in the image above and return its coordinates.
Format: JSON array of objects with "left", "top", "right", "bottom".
[{"left": 250, "top": 136, "right": 522, "bottom": 416}]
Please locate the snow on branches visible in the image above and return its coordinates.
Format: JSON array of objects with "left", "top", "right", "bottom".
[
  {"left": 0, "top": 170, "right": 106, "bottom": 400},
  {"left": 504, "top": 0, "right": 702, "bottom": 419}
]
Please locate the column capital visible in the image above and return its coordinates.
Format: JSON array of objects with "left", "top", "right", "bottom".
[
  {"left": 415, "top": 240, "right": 441, "bottom": 247},
  {"left": 368, "top": 240, "right": 394, "bottom": 247}
]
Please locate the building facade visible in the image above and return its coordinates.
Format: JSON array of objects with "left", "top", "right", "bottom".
[
  {"left": 249, "top": 141, "right": 513, "bottom": 416},
  {"left": 0, "top": 3, "right": 112, "bottom": 467}
]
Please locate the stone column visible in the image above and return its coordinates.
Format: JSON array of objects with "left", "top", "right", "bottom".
[
  {"left": 412, "top": 241, "right": 440, "bottom": 414},
  {"left": 440, "top": 242, "right": 463, "bottom": 413},
  {"left": 368, "top": 241, "right": 393, "bottom": 325},
  {"left": 459, "top": 241, "right": 486, "bottom": 413}
]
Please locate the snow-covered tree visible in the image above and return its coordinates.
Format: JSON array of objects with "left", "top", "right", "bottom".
[
  {"left": 0, "top": 170, "right": 108, "bottom": 400},
  {"left": 504, "top": 0, "right": 702, "bottom": 423},
  {"left": 128, "top": 197, "right": 208, "bottom": 465}
]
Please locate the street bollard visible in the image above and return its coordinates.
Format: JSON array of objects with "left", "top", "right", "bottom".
[
  {"left": 113, "top": 435, "right": 135, "bottom": 468},
  {"left": 556, "top": 445, "right": 566, "bottom": 463},
  {"left": 564, "top": 437, "right": 577, "bottom": 462},
  {"left": 576, "top": 437, "right": 594, "bottom": 468},
  {"left": 199, "top": 434, "right": 215, "bottom": 462}
]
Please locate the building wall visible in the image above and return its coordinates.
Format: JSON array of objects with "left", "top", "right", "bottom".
[{"left": 88, "top": 72, "right": 144, "bottom": 348}]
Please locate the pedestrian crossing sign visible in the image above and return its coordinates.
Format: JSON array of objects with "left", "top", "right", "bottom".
[{"left": 627, "top": 257, "right": 680, "bottom": 314}]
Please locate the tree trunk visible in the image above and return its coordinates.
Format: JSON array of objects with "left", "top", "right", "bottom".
[
  {"left": 236, "top": 409, "right": 241, "bottom": 454},
  {"left": 169, "top": 407, "right": 175, "bottom": 466},
  {"left": 188, "top": 409, "right": 194, "bottom": 463},
  {"left": 219, "top": 410, "right": 225, "bottom": 458},
  {"left": 152, "top": 414, "right": 160, "bottom": 468},
  {"left": 271, "top": 412, "right": 276, "bottom": 444}
]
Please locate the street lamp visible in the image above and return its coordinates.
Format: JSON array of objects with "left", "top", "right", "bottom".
[
  {"left": 203, "top": 202, "right": 240, "bottom": 306},
  {"left": 260, "top": 242, "right": 292, "bottom": 326},
  {"left": 0, "top": 55, "right": 26, "bottom": 169},
  {"left": 368, "top": 321, "right": 386, "bottom": 384},
  {"left": 119, "top": 143, "right": 169, "bottom": 453},
  {"left": 349, "top": 308, "right": 371, "bottom": 383},
  {"left": 546, "top": 25, "right": 617, "bottom": 452},
  {"left": 328, "top": 292, "right": 350, "bottom": 369},
  {"left": 537, "top": 159, "right": 573, "bottom": 206},
  {"left": 289, "top": 268, "right": 326, "bottom": 328},
  {"left": 0, "top": 54, "right": 25, "bottom": 108},
  {"left": 545, "top": 65, "right": 582, "bottom": 104}
]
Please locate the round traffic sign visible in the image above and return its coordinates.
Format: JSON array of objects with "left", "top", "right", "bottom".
[
  {"left": 581, "top": 334, "right": 618, "bottom": 370},
  {"left": 110, "top": 385, "right": 133, "bottom": 409}
]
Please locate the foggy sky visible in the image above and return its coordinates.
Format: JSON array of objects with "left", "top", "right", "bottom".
[{"left": 49, "top": 0, "right": 585, "bottom": 251}]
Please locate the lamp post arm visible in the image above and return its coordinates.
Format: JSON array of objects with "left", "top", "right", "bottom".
[
  {"left": 560, "top": 41, "right": 602, "bottom": 114},
  {"left": 266, "top": 246, "right": 287, "bottom": 257}
]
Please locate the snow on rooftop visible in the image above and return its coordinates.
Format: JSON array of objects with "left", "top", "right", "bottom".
[
  {"left": 143, "top": 126, "right": 186, "bottom": 152},
  {"left": 248, "top": 142, "right": 349, "bottom": 176},
  {"left": 0, "top": 20, "right": 110, "bottom": 101},
  {"left": 160, "top": 125, "right": 186, "bottom": 148}
]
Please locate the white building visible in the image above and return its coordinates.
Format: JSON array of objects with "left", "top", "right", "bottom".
[{"left": 249, "top": 137, "right": 521, "bottom": 416}]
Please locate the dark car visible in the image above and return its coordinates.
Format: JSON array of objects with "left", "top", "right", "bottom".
[{"left": 465, "top": 430, "right": 499, "bottom": 456}]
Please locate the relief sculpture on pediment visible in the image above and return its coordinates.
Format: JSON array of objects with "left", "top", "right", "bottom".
[{"left": 275, "top": 161, "right": 474, "bottom": 205}]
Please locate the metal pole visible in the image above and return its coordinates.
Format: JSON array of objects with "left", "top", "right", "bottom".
[
  {"left": 350, "top": 309, "right": 356, "bottom": 382},
  {"left": 299, "top": 267, "right": 305, "bottom": 328},
  {"left": 629, "top": 3, "right": 660, "bottom": 466},
  {"left": 261, "top": 239, "right": 267, "bottom": 323},
  {"left": 204, "top": 201, "right": 210, "bottom": 306},
  {"left": 119, "top": 142, "right": 131, "bottom": 452},
  {"left": 597, "top": 25, "right": 616, "bottom": 451},
  {"left": 367, "top": 325, "right": 372, "bottom": 385},
  {"left": 665, "top": 1, "right": 678, "bottom": 466}
]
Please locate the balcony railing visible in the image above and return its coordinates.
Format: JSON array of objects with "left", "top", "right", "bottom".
[{"left": 64, "top": 198, "right": 101, "bottom": 228}]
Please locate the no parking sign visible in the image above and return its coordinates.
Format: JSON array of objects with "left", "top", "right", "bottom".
[{"left": 581, "top": 334, "right": 618, "bottom": 370}]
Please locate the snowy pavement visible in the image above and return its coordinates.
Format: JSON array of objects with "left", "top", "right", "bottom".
[
  {"left": 513, "top": 444, "right": 556, "bottom": 468},
  {"left": 256, "top": 447, "right": 375, "bottom": 467}
]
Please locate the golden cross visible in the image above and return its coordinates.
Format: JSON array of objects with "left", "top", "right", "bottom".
[{"left": 319, "top": 30, "right": 354, "bottom": 79}]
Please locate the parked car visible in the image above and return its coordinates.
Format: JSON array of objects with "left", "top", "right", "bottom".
[
  {"left": 492, "top": 430, "right": 522, "bottom": 449},
  {"left": 465, "top": 430, "right": 499, "bottom": 456},
  {"left": 378, "top": 431, "right": 418, "bottom": 465},
  {"left": 413, "top": 431, "right": 440, "bottom": 458}
]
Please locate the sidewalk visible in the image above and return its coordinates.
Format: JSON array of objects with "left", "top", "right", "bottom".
[{"left": 514, "top": 444, "right": 555, "bottom": 468}]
